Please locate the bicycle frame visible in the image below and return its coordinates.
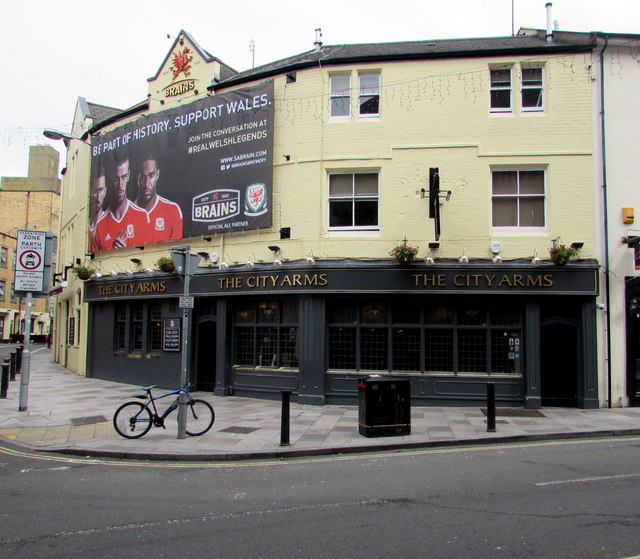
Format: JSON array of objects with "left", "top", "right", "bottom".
[{"left": 134, "top": 387, "right": 194, "bottom": 426}]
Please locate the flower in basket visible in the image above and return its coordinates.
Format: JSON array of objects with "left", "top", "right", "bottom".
[
  {"left": 72, "top": 265, "right": 95, "bottom": 280},
  {"left": 548, "top": 244, "right": 577, "bottom": 265},
  {"left": 156, "top": 256, "right": 176, "bottom": 272},
  {"left": 390, "top": 242, "right": 419, "bottom": 262}
]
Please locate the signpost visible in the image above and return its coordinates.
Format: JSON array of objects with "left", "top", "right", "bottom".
[{"left": 14, "top": 230, "right": 55, "bottom": 412}]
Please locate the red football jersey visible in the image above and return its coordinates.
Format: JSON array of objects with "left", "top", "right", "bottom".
[
  {"left": 145, "top": 195, "right": 184, "bottom": 242},
  {"left": 94, "top": 201, "right": 152, "bottom": 251}
]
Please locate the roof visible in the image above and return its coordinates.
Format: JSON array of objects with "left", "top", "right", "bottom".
[
  {"left": 86, "top": 102, "right": 123, "bottom": 126},
  {"left": 213, "top": 31, "right": 596, "bottom": 90}
]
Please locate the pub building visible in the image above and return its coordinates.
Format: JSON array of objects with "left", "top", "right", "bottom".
[
  {"left": 84, "top": 258, "right": 599, "bottom": 409},
  {"left": 53, "top": 29, "right": 603, "bottom": 409}
]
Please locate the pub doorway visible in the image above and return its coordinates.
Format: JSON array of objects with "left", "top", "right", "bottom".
[
  {"left": 540, "top": 318, "right": 579, "bottom": 407},
  {"left": 195, "top": 319, "right": 216, "bottom": 392}
]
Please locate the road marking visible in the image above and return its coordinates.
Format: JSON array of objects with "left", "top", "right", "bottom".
[
  {"left": 1, "top": 435, "right": 640, "bottom": 469},
  {"left": 535, "top": 473, "right": 640, "bottom": 487}
]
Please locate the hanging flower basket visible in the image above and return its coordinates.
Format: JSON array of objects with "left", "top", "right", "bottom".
[
  {"left": 156, "top": 256, "right": 176, "bottom": 273},
  {"left": 549, "top": 245, "right": 577, "bottom": 266},
  {"left": 390, "top": 241, "right": 419, "bottom": 265},
  {"left": 72, "top": 266, "right": 95, "bottom": 280}
]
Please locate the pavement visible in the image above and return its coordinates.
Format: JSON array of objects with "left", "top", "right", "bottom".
[{"left": 2, "top": 346, "right": 640, "bottom": 461}]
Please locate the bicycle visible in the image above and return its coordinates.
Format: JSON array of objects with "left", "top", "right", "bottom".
[{"left": 113, "top": 385, "right": 215, "bottom": 439}]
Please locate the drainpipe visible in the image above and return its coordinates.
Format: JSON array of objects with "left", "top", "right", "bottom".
[{"left": 599, "top": 33, "right": 612, "bottom": 408}]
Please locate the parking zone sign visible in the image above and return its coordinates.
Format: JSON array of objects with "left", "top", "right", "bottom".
[{"left": 15, "top": 230, "right": 47, "bottom": 292}]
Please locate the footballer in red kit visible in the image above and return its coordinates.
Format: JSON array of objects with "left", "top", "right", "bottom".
[
  {"left": 94, "top": 156, "right": 153, "bottom": 251},
  {"left": 135, "top": 153, "right": 184, "bottom": 242}
]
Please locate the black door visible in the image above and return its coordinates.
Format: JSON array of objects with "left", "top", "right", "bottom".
[
  {"left": 196, "top": 320, "right": 216, "bottom": 392},
  {"left": 540, "top": 321, "right": 578, "bottom": 406}
]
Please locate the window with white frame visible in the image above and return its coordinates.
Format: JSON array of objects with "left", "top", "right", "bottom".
[
  {"left": 490, "top": 67, "right": 512, "bottom": 112},
  {"left": 359, "top": 73, "right": 380, "bottom": 116},
  {"left": 0, "top": 246, "right": 8, "bottom": 269},
  {"left": 0, "top": 280, "right": 5, "bottom": 302},
  {"left": 328, "top": 172, "right": 379, "bottom": 230},
  {"left": 330, "top": 75, "right": 351, "bottom": 118},
  {"left": 521, "top": 67, "right": 544, "bottom": 111},
  {"left": 492, "top": 169, "right": 545, "bottom": 228}
]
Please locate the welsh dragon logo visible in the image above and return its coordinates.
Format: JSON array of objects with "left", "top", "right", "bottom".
[{"left": 171, "top": 47, "right": 193, "bottom": 80}]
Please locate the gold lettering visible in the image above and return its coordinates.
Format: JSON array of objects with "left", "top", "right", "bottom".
[
  {"left": 280, "top": 275, "right": 292, "bottom": 286},
  {"left": 527, "top": 275, "right": 543, "bottom": 287},
  {"left": 318, "top": 273, "right": 328, "bottom": 286},
  {"left": 498, "top": 275, "right": 513, "bottom": 287},
  {"left": 484, "top": 274, "right": 495, "bottom": 286},
  {"left": 246, "top": 276, "right": 257, "bottom": 288},
  {"left": 513, "top": 275, "right": 524, "bottom": 287},
  {"left": 543, "top": 274, "right": 553, "bottom": 287},
  {"left": 269, "top": 275, "right": 279, "bottom": 287},
  {"left": 292, "top": 274, "right": 303, "bottom": 286},
  {"left": 453, "top": 274, "right": 466, "bottom": 287}
]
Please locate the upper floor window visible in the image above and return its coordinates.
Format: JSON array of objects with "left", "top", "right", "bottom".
[
  {"left": 330, "top": 75, "right": 351, "bottom": 118},
  {"left": 328, "top": 172, "right": 379, "bottom": 230},
  {"left": 0, "top": 280, "right": 5, "bottom": 302},
  {"left": 490, "top": 68, "right": 512, "bottom": 112},
  {"left": 0, "top": 246, "right": 8, "bottom": 269},
  {"left": 492, "top": 169, "right": 545, "bottom": 228},
  {"left": 521, "top": 67, "right": 544, "bottom": 111},
  {"left": 359, "top": 73, "right": 380, "bottom": 116}
]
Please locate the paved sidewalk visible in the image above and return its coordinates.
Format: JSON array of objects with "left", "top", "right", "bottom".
[{"left": 2, "top": 346, "right": 640, "bottom": 461}]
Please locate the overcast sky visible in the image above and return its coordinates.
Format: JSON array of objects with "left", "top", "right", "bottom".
[{"left": 1, "top": 0, "right": 637, "bottom": 178}]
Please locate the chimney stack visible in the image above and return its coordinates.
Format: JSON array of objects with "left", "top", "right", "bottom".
[{"left": 314, "top": 28, "right": 323, "bottom": 52}]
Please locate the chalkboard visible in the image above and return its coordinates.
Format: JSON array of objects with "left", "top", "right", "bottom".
[{"left": 162, "top": 318, "right": 181, "bottom": 352}]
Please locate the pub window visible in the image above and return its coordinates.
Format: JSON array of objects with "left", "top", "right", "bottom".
[
  {"left": 131, "top": 303, "right": 144, "bottom": 351},
  {"left": 232, "top": 298, "right": 299, "bottom": 369},
  {"left": 492, "top": 168, "right": 545, "bottom": 228},
  {"left": 150, "top": 303, "right": 163, "bottom": 351},
  {"left": 327, "top": 298, "right": 522, "bottom": 375},
  {"left": 115, "top": 306, "right": 127, "bottom": 350}
]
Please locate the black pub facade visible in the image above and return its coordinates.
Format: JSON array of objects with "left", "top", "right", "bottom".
[{"left": 84, "top": 258, "right": 599, "bottom": 409}]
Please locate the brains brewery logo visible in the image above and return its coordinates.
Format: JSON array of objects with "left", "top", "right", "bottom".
[{"left": 192, "top": 189, "right": 240, "bottom": 222}]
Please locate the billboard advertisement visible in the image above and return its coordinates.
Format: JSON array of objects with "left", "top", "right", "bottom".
[{"left": 89, "top": 80, "right": 274, "bottom": 252}]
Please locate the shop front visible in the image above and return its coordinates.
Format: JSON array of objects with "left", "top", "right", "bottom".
[{"left": 84, "top": 259, "right": 600, "bottom": 408}]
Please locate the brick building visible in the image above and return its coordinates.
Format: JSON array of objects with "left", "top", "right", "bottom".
[
  {"left": 52, "top": 28, "right": 605, "bottom": 408},
  {"left": 0, "top": 146, "right": 60, "bottom": 341}
]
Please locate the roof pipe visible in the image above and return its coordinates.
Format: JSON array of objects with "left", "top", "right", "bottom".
[{"left": 545, "top": 3, "right": 554, "bottom": 43}]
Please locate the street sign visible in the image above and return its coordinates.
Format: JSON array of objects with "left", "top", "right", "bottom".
[
  {"left": 179, "top": 296, "right": 194, "bottom": 308},
  {"left": 15, "top": 230, "right": 46, "bottom": 293}
]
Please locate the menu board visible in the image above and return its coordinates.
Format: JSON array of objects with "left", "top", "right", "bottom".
[{"left": 162, "top": 318, "right": 181, "bottom": 352}]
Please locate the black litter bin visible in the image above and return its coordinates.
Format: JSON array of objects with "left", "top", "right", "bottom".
[{"left": 358, "top": 375, "right": 411, "bottom": 437}]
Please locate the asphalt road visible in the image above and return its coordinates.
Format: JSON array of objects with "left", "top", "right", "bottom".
[{"left": 1, "top": 437, "right": 640, "bottom": 558}]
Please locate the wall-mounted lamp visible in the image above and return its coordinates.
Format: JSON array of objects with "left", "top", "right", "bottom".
[
  {"left": 268, "top": 246, "right": 283, "bottom": 267},
  {"left": 532, "top": 249, "right": 542, "bottom": 266},
  {"left": 458, "top": 249, "right": 469, "bottom": 264},
  {"left": 95, "top": 272, "right": 102, "bottom": 278},
  {"left": 135, "top": 245, "right": 145, "bottom": 251},
  {"left": 85, "top": 252, "right": 95, "bottom": 260},
  {"left": 220, "top": 253, "right": 236, "bottom": 269},
  {"left": 428, "top": 242, "right": 440, "bottom": 250},
  {"left": 197, "top": 251, "right": 209, "bottom": 258},
  {"left": 570, "top": 242, "right": 584, "bottom": 250},
  {"left": 130, "top": 258, "right": 142, "bottom": 265},
  {"left": 43, "top": 129, "right": 90, "bottom": 147},
  {"left": 306, "top": 250, "right": 316, "bottom": 265}
]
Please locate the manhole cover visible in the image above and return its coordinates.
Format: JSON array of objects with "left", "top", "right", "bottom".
[
  {"left": 71, "top": 415, "right": 108, "bottom": 426},
  {"left": 481, "top": 409, "right": 545, "bottom": 418},
  {"left": 219, "top": 426, "right": 259, "bottom": 434}
]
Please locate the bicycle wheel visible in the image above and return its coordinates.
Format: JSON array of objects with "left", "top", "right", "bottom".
[
  {"left": 113, "top": 401, "right": 153, "bottom": 439},
  {"left": 185, "top": 399, "right": 215, "bottom": 436}
]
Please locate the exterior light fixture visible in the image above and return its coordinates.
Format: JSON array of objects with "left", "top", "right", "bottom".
[
  {"left": 220, "top": 254, "right": 234, "bottom": 269},
  {"left": 306, "top": 250, "right": 316, "bottom": 265},
  {"left": 570, "top": 242, "right": 584, "bottom": 250},
  {"left": 95, "top": 272, "right": 102, "bottom": 278},
  {"left": 458, "top": 249, "right": 469, "bottom": 264},
  {"left": 492, "top": 254, "right": 502, "bottom": 264},
  {"left": 245, "top": 253, "right": 256, "bottom": 268},
  {"left": 110, "top": 270, "right": 117, "bottom": 276},
  {"left": 145, "top": 268, "right": 153, "bottom": 273},
  {"left": 532, "top": 249, "right": 541, "bottom": 266},
  {"left": 197, "top": 251, "right": 209, "bottom": 258},
  {"left": 125, "top": 269, "right": 133, "bottom": 276},
  {"left": 130, "top": 258, "right": 142, "bottom": 265},
  {"left": 43, "top": 129, "right": 90, "bottom": 147}
]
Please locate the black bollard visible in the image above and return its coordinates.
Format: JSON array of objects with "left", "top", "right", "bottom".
[
  {"left": 1, "top": 361, "right": 9, "bottom": 399},
  {"left": 16, "top": 345, "right": 23, "bottom": 373},
  {"left": 486, "top": 382, "right": 496, "bottom": 432},
  {"left": 9, "top": 351, "right": 16, "bottom": 381},
  {"left": 280, "top": 389, "right": 292, "bottom": 447}
]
